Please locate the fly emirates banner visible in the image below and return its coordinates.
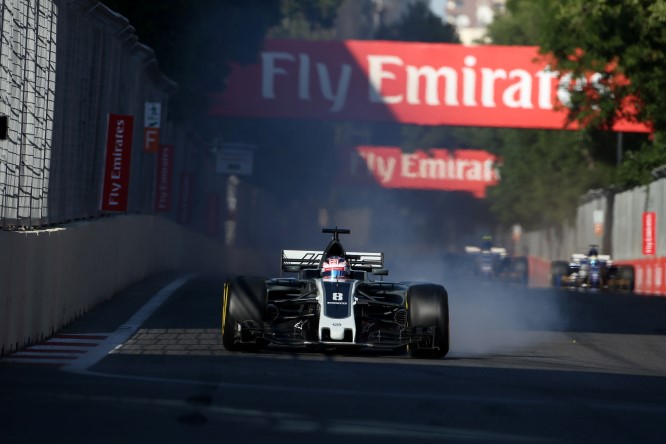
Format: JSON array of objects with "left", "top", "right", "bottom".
[
  {"left": 356, "top": 146, "right": 499, "bottom": 198},
  {"left": 210, "top": 39, "right": 648, "bottom": 132}
]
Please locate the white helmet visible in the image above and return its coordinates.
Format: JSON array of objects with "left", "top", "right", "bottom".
[{"left": 321, "top": 256, "right": 350, "bottom": 279}]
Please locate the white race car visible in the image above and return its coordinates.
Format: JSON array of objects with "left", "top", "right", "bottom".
[
  {"left": 222, "top": 227, "right": 450, "bottom": 358},
  {"left": 551, "top": 247, "right": 635, "bottom": 291}
]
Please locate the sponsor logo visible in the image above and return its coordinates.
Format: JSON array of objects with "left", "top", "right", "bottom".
[
  {"left": 643, "top": 212, "right": 656, "bottom": 255},
  {"left": 154, "top": 145, "right": 173, "bottom": 211},
  {"left": 211, "top": 40, "right": 648, "bottom": 132},
  {"left": 328, "top": 291, "right": 348, "bottom": 305},
  {"left": 101, "top": 114, "right": 134, "bottom": 211},
  {"left": 356, "top": 146, "right": 499, "bottom": 197}
]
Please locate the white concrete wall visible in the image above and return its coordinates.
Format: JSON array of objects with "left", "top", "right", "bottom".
[
  {"left": 613, "top": 179, "right": 666, "bottom": 260},
  {"left": 0, "top": 214, "right": 237, "bottom": 355}
]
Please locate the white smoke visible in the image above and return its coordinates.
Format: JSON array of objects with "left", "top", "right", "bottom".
[{"left": 383, "top": 253, "right": 567, "bottom": 356}]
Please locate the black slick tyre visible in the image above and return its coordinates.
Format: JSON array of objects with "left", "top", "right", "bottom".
[
  {"left": 222, "top": 276, "right": 267, "bottom": 352},
  {"left": 551, "top": 261, "right": 569, "bottom": 287},
  {"left": 407, "top": 284, "right": 450, "bottom": 359}
]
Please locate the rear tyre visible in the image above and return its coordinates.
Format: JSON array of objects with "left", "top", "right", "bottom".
[
  {"left": 407, "top": 284, "right": 450, "bottom": 359},
  {"left": 222, "top": 276, "right": 267, "bottom": 352},
  {"left": 551, "top": 261, "right": 569, "bottom": 287}
]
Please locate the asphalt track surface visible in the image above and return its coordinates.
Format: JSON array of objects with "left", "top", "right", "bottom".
[{"left": 2, "top": 271, "right": 666, "bottom": 444}]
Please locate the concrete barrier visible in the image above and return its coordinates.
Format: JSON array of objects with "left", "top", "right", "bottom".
[
  {"left": 614, "top": 257, "right": 666, "bottom": 296},
  {"left": 0, "top": 214, "right": 232, "bottom": 355}
]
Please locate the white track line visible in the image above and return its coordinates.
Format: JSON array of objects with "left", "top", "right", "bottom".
[
  {"left": 63, "top": 274, "right": 196, "bottom": 374},
  {"left": 1, "top": 333, "right": 111, "bottom": 366}
]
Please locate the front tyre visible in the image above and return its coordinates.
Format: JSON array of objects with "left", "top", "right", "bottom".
[
  {"left": 222, "top": 276, "right": 267, "bottom": 352},
  {"left": 550, "top": 261, "right": 569, "bottom": 287},
  {"left": 407, "top": 284, "right": 450, "bottom": 359}
]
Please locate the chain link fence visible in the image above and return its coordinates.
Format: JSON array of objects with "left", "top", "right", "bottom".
[
  {"left": 0, "top": 0, "right": 223, "bottom": 232},
  {"left": 0, "top": 0, "right": 57, "bottom": 227}
]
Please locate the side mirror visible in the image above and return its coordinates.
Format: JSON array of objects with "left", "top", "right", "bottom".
[
  {"left": 282, "top": 265, "right": 301, "bottom": 273},
  {"left": 372, "top": 268, "right": 389, "bottom": 276}
]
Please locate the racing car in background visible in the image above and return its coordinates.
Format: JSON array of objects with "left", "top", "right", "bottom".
[
  {"left": 461, "top": 244, "right": 529, "bottom": 285},
  {"left": 550, "top": 246, "right": 635, "bottom": 291},
  {"left": 222, "top": 227, "right": 450, "bottom": 358}
]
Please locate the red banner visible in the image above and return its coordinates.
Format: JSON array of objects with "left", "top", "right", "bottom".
[
  {"left": 101, "top": 114, "right": 134, "bottom": 212},
  {"left": 643, "top": 211, "right": 656, "bottom": 255},
  {"left": 144, "top": 128, "right": 160, "bottom": 153},
  {"left": 356, "top": 146, "right": 498, "bottom": 198},
  {"left": 154, "top": 144, "right": 173, "bottom": 212},
  {"left": 210, "top": 40, "right": 648, "bottom": 132}
]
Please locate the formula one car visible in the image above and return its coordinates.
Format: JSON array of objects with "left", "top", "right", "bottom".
[
  {"left": 462, "top": 245, "right": 529, "bottom": 285},
  {"left": 551, "top": 247, "right": 634, "bottom": 291},
  {"left": 222, "top": 227, "right": 450, "bottom": 358}
]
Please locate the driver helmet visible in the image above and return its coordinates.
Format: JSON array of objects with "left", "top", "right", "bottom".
[
  {"left": 321, "top": 256, "right": 350, "bottom": 279},
  {"left": 588, "top": 246, "right": 599, "bottom": 257},
  {"left": 481, "top": 235, "right": 493, "bottom": 251}
]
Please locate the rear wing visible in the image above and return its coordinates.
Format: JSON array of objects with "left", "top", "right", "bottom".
[
  {"left": 282, "top": 250, "right": 384, "bottom": 273},
  {"left": 464, "top": 246, "right": 507, "bottom": 256},
  {"left": 570, "top": 253, "right": 612, "bottom": 263}
]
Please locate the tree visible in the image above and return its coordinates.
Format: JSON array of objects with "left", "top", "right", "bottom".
[
  {"left": 453, "top": 0, "right": 645, "bottom": 230},
  {"left": 374, "top": 1, "right": 459, "bottom": 43},
  {"left": 487, "top": 130, "right": 613, "bottom": 230},
  {"left": 271, "top": 0, "right": 344, "bottom": 39},
  {"left": 539, "top": 0, "right": 666, "bottom": 132},
  {"left": 537, "top": 0, "right": 666, "bottom": 186},
  {"left": 485, "top": 0, "right": 556, "bottom": 46}
]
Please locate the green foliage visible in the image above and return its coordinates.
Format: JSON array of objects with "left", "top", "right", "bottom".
[
  {"left": 487, "top": 129, "right": 612, "bottom": 230},
  {"left": 538, "top": 0, "right": 666, "bottom": 130},
  {"left": 536, "top": 0, "right": 666, "bottom": 187},
  {"left": 374, "top": 1, "right": 459, "bottom": 43},
  {"left": 485, "top": 0, "right": 554, "bottom": 45},
  {"left": 269, "top": 0, "right": 344, "bottom": 39},
  {"left": 281, "top": 0, "right": 342, "bottom": 29},
  {"left": 614, "top": 135, "right": 666, "bottom": 188},
  {"left": 454, "top": 0, "right": 654, "bottom": 229}
]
